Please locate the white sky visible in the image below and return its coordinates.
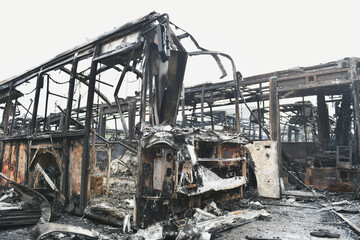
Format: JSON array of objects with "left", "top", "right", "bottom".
[{"left": 1, "top": 0, "right": 360, "bottom": 84}]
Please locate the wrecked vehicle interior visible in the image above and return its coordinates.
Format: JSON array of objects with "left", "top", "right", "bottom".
[{"left": 1, "top": 11, "right": 360, "bottom": 240}]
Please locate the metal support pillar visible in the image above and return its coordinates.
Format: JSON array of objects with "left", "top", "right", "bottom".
[
  {"left": 80, "top": 46, "right": 98, "bottom": 213},
  {"left": 3, "top": 84, "right": 14, "bottom": 137},
  {"left": 9, "top": 100, "right": 18, "bottom": 136},
  {"left": 65, "top": 57, "right": 78, "bottom": 131},
  {"left": 128, "top": 100, "right": 136, "bottom": 140},
  {"left": 201, "top": 86, "right": 205, "bottom": 129},
  {"left": 269, "top": 77, "right": 282, "bottom": 177},
  {"left": 335, "top": 93, "right": 352, "bottom": 146},
  {"left": 208, "top": 103, "right": 214, "bottom": 130},
  {"left": 302, "top": 97, "right": 307, "bottom": 142},
  {"left": 43, "top": 75, "right": 50, "bottom": 131},
  {"left": 75, "top": 93, "right": 81, "bottom": 130},
  {"left": 181, "top": 84, "right": 186, "bottom": 128},
  {"left": 140, "top": 46, "right": 149, "bottom": 130},
  {"left": 234, "top": 72, "right": 241, "bottom": 134},
  {"left": 98, "top": 106, "right": 106, "bottom": 138},
  {"left": 30, "top": 74, "right": 43, "bottom": 134},
  {"left": 353, "top": 80, "right": 360, "bottom": 164},
  {"left": 257, "top": 99, "right": 262, "bottom": 140},
  {"left": 317, "top": 94, "right": 330, "bottom": 150}
]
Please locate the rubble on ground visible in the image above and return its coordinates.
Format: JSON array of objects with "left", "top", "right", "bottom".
[{"left": 1, "top": 175, "right": 360, "bottom": 239}]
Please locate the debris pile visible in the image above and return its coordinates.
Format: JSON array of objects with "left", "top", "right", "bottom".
[{"left": 0, "top": 173, "right": 99, "bottom": 240}]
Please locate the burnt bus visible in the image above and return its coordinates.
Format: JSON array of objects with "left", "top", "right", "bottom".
[{"left": 0, "top": 12, "right": 279, "bottom": 227}]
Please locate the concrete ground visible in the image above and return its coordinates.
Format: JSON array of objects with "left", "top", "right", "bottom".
[
  {"left": 0, "top": 190, "right": 359, "bottom": 239},
  {"left": 216, "top": 199, "right": 358, "bottom": 240}
]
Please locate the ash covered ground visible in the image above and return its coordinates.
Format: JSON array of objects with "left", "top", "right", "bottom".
[{"left": 1, "top": 186, "right": 359, "bottom": 240}]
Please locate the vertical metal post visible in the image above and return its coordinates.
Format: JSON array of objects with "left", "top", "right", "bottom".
[
  {"left": 92, "top": 130, "right": 96, "bottom": 168},
  {"left": 190, "top": 103, "right": 196, "bottom": 127},
  {"left": 148, "top": 63, "right": 153, "bottom": 125},
  {"left": 140, "top": 65, "right": 147, "bottom": 129},
  {"left": 248, "top": 122, "right": 251, "bottom": 138},
  {"left": 75, "top": 93, "right": 81, "bottom": 130},
  {"left": 31, "top": 74, "right": 43, "bottom": 134},
  {"left": 352, "top": 80, "right": 360, "bottom": 164},
  {"left": 65, "top": 57, "right": 78, "bottom": 131},
  {"left": 257, "top": 99, "right": 262, "bottom": 140},
  {"left": 62, "top": 137, "right": 70, "bottom": 202},
  {"left": 140, "top": 44, "right": 150, "bottom": 130},
  {"left": 209, "top": 103, "right": 214, "bottom": 130},
  {"left": 335, "top": 93, "right": 352, "bottom": 146},
  {"left": 201, "top": 86, "right": 205, "bottom": 129},
  {"left": 209, "top": 91, "right": 214, "bottom": 130},
  {"left": 302, "top": 97, "right": 307, "bottom": 142},
  {"left": 234, "top": 75, "right": 241, "bottom": 134},
  {"left": 59, "top": 112, "right": 65, "bottom": 131},
  {"left": 80, "top": 46, "right": 98, "bottom": 212},
  {"left": 98, "top": 106, "right": 106, "bottom": 138},
  {"left": 287, "top": 126, "right": 292, "bottom": 142},
  {"left": 295, "top": 130, "right": 299, "bottom": 142},
  {"left": 113, "top": 116, "right": 118, "bottom": 139},
  {"left": 3, "top": 84, "right": 14, "bottom": 137},
  {"left": 9, "top": 100, "right": 18, "bottom": 136},
  {"left": 181, "top": 84, "right": 186, "bottom": 128},
  {"left": 252, "top": 121, "right": 256, "bottom": 139},
  {"left": 269, "top": 78, "right": 279, "bottom": 140},
  {"left": 43, "top": 75, "right": 50, "bottom": 131},
  {"left": 317, "top": 94, "right": 330, "bottom": 150},
  {"left": 128, "top": 100, "right": 136, "bottom": 140},
  {"left": 269, "top": 77, "right": 282, "bottom": 178}
]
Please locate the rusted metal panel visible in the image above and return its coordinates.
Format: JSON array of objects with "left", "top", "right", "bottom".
[
  {"left": 9, "top": 143, "right": 18, "bottom": 181},
  {"left": 305, "top": 167, "right": 358, "bottom": 192},
  {"left": 1, "top": 143, "right": 11, "bottom": 185},
  {"left": 246, "top": 140, "right": 280, "bottom": 199},
  {"left": 70, "top": 140, "right": 83, "bottom": 196},
  {"left": 219, "top": 143, "right": 241, "bottom": 158},
  {"left": 276, "top": 68, "right": 351, "bottom": 92},
  {"left": 16, "top": 143, "right": 27, "bottom": 184}
]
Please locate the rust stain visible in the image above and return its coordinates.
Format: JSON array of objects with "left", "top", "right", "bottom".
[
  {"left": 232, "top": 210, "right": 245, "bottom": 215},
  {"left": 9, "top": 144, "right": 18, "bottom": 181},
  {"left": 1, "top": 143, "right": 11, "bottom": 185},
  {"left": 305, "top": 168, "right": 357, "bottom": 192},
  {"left": 70, "top": 141, "right": 83, "bottom": 195},
  {"left": 219, "top": 143, "right": 241, "bottom": 159},
  {"left": 218, "top": 143, "right": 241, "bottom": 167},
  {"left": 16, "top": 143, "right": 27, "bottom": 184}
]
